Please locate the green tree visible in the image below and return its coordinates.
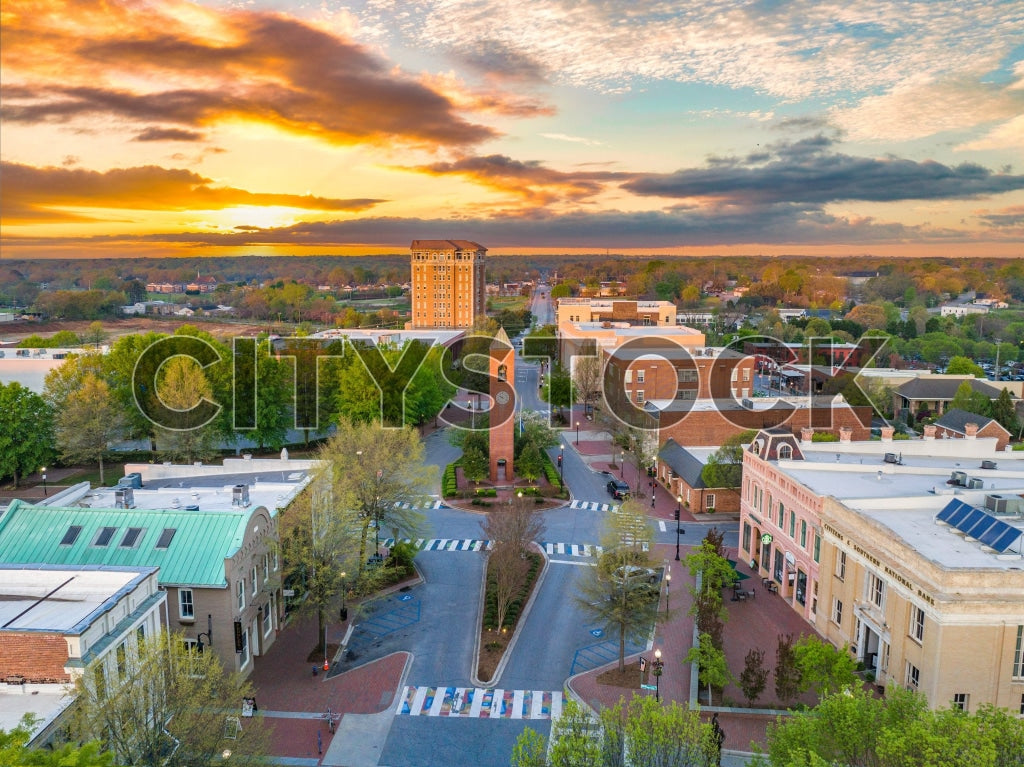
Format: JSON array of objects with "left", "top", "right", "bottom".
[
  {"left": 945, "top": 355, "right": 986, "bottom": 377},
  {"left": 700, "top": 429, "right": 757, "bottom": 490},
  {"left": 949, "top": 381, "right": 993, "bottom": 418},
  {"left": 517, "top": 440, "right": 544, "bottom": 482},
  {"left": 462, "top": 445, "right": 489, "bottom": 483},
  {"left": 793, "top": 635, "right": 858, "bottom": 697},
  {"left": 547, "top": 363, "right": 573, "bottom": 417},
  {"left": 247, "top": 348, "right": 292, "bottom": 451},
  {"left": 0, "top": 382, "right": 53, "bottom": 488},
  {"left": 54, "top": 373, "right": 124, "bottom": 485},
  {"left": 69, "top": 632, "right": 266, "bottom": 767},
  {"left": 685, "top": 631, "right": 731, "bottom": 705},
  {"left": 992, "top": 387, "right": 1020, "bottom": 435},
  {"left": 0, "top": 715, "right": 111, "bottom": 766},
  {"left": 575, "top": 506, "right": 663, "bottom": 672},
  {"left": 550, "top": 282, "right": 573, "bottom": 299},
  {"left": 154, "top": 356, "right": 219, "bottom": 463}
]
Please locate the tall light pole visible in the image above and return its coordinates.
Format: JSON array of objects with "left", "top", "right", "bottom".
[
  {"left": 665, "top": 571, "right": 671, "bottom": 613},
  {"left": 675, "top": 494, "right": 683, "bottom": 561},
  {"left": 575, "top": 420, "right": 580, "bottom": 444},
  {"left": 41, "top": 467, "right": 47, "bottom": 497},
  {"left": 558, "top": 443, "right": 564, "bottom": 486},
  {"left": 653, "top": 648, "right": 663, "bottom": 702},
  {"left": 994, "top": 338, "right": 1001, "bottom": 382},
  {"left": 620, "top": 451, "right": 625, "bottom": 479},
  {"left": 339, "top": 571, "right": 347, "bottom": 621}
]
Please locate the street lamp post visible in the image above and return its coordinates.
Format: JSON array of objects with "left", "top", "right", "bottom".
[
  {"left": 196, "top": 614, "right": 213, "bottom": 652},
  {"left": 41, "top": 467, "right": 47, "bottom": 497},
  {"left": 652, "top": 648, "right": 663, "bottom": 702},
  {"left": 620, "top": 451, "right": 625, "bottom": 479},
  {"left": 559, "top": 444, "right": 564, "bottom": 486},
  {"left": 675, "top": 494, "right": 683, "bottom": 561},
  {"left": 995, "top": 338, "right": 1002, "bottom": 382},
  {"left": 575, "top": 420, "right": 580, "bottom": 444},
  {"left": 665, "top": 572, "right": 671, "bottom": 613},
  {"left": 339, "top": 571, "right": 347, "bottom": 621}
]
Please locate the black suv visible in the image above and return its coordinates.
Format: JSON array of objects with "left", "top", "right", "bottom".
[{"left": 606, "top": 479, "right": 630, "bottom": 499}]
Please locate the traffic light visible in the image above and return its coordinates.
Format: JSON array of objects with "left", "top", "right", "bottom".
[{"left": 673, "top": 507, "right": 680, "bottom": 521}]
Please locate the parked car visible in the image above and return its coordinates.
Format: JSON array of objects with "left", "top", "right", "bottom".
[
  {"left": 613, "top": 564, "right": 659, "bottom": 585},
  {"left": 606, "top": 479, "right": 630, "bottom": 499}
]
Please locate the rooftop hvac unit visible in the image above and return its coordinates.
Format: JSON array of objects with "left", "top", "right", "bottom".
[
  {"left": 114, "top": 488, "right": 134, "bottom": 509},
  {"left": 884, "top": 453, "right": 899, "bottom": 464},
  {"left": 741, "top": 398, "right": 754, "bottom": 409},
  {"left": 184, "top": 504, "right": 199, "bottom": 511},
  {"left": 951, "top": 471, "right": 968, "bottom": 486},
  {"left": 967, "top": 477, "right": 984, "bottom": 489},
  {"left": 233, "top": 484, "right": 250, "bottom": 507},
  {"left": 120, "top": 472, "right": 143, "bottom": 489},
  {"left": 981, "top": 460, "right": 998, "bottom": 470},
  {"left": 986, "top": 494, "right": 1010, "bottom": 514}
]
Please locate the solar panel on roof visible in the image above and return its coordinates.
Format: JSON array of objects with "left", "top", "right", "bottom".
[
  {"left": 977, "top": 519, "right": 1013, "bottom": 548},
  {"left": 954, "top": 508, "right": 987, "bottom": 535},
  {"left": 946, "top": 502, "right": 974, "bottom": 528},
  {"left": 963, "top": 516, "right": 998, "bottom": 540},
  {"left": 935, "top": 501, "right": 962, "bottom": 523},
  {"left": 989, "top": 527, "right": 1023, "bottom": 554}
]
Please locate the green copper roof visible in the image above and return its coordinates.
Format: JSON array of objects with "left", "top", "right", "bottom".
[{"left": 0, "top": 500, "right": 255, "bottom": 588}]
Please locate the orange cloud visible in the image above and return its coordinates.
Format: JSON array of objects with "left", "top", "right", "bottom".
[
  {"left": 0, "top": 0, "right": 501, "bottom": 148},
  {"left": 0, "top": 162, "right": 384, "bottom": 223}
]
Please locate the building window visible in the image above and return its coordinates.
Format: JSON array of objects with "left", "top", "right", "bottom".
[
  {"left": 637, "top": 369, "right": 645, "bottom": 383},
  {"left": 263, "top": 554, "right": 270, "bottom": 583},
  {"left": 832, "top": 599, "right": 843, "bottom": 626},
  {"left": 251, "top": 566, "right": 259, "bottom": 596},
  {"left": 743, "top": 368, "right": 750, "bottom": 382},
  {"left": 911, "top": 606, "right": 925, "bottom": 643},
  {"left": 239, "top": 627, "right": 249, "bottom": 668},
  {"left": 678, "top": 369, "right": 697, "bottom": 383},
  {"left": 952, "top": 693, "right": 968, "bottom": 711},
  {"left": 1014, "top": 625, "right": 1024, "bottom": 679},
  {"left": 625, "top": 370, "right": 632, "bottom": 383},
  {"left": 182, "top": 638, "right": 198, "bottom": 653},
  {"left": 273, "top": 550, "right": 279, "bottom": 571},
  {"left": 813, "top": 533, "right": 821, "bottom": 563},
  {"left": 906, "top": 662, "right": 920, "bottom": 689},
  {"left": 778, "top": 444, "right": 792, "bottom": 460},
  {"left": 636, "top": 390, "right": 644, "bottom": 403},
  {"left": 868, "top": 573, "right": 885, "bottom": 608},
  {"left": 116, "top": 642, "right": 127, "bottom": 678},
  {"left": 262, "top": 606, "right": 272, "bottom": 637},
  {"left": 789, "top": 512, "right": 796, "bottom": 538},
  {"left": 675, "top": 389, "right": 696, "bottom": 400},
  {"left": 742, "top": 522, "right": 751, "bottom": 553},
  {"left": 137, "top": 624, "right": 145, "bottom": 644},
  {"left": 836, "top": 551, "right": 846, "bottom": 581},
  {"left": 94, "top": 666, "right": 106, "bottom": 700},
  {"left": 800, "top": 520, "right": 807, "bottom": 548},
  {"left": 237, "top": 579, "right": 246, "bottom": 611},
  {"left": 179, "top": 589, "right": 194, "bottom": 620},
  {"left": 1019, "top": 693, "right": 1024, "bottom": 715},
  {"left": 705, "top": 494, "right": 716, "bottom": 510}
]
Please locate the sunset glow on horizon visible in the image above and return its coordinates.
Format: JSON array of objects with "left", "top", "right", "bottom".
[{"left": 2, "top": 0, "right": 1022, "bottom": 259}]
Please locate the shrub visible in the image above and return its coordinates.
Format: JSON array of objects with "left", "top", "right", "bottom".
[{"left": 811, "top": 432, "right": 839, "bottom": 442}]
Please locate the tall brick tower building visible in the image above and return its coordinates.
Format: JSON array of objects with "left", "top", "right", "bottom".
[
  {"left": 489, "top": 327, "right": 515, "bottom": 482},
  {"left": 409, "top": 240, "right": 487, "bottom": 329}
]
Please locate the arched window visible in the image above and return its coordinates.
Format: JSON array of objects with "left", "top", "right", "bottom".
[
  {"left": 778, "top": 444, "right": 792, "bottom": 460},
  {"left": 498, "top": 364, "right": 507, "bottom": 381}
]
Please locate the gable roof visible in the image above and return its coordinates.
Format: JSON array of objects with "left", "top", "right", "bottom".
[
  {"left": 934, "top": 408, "right": 1010, "bottom": 436},
  {"left": 658, "top": 439, "right": 706, "bottom": 488},
  {"left": 0, "top": 501, "right": 259, "bottom": 588},
  {"left": 895, "top": 377, "right": 1004, "bottom": 401}
]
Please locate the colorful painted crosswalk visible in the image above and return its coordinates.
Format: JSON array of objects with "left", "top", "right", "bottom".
[
  {"left": 397, "top": 686, "right": 566, "bottom": 720},
  {"left": 542, "top": 542, "right": 604, "bottom": 557}
]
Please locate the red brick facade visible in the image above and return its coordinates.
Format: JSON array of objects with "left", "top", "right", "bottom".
[
  {"left": 933, "top": 420, "right": 1011, "bottom": 451},
  {"left": 0, "top": 633, "right": 70, "bottom": 684},
  {"left": 658, "top": 405, "right": 871, "bottom": 447}
]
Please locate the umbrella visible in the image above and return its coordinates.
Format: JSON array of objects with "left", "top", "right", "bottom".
[{"left": 727, "top": 559, "right": 751, "bottom": 581}]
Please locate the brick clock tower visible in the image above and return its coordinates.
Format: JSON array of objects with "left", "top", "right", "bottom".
[{"left": 489, "top": 327, "right": 515, "bottom": 482}]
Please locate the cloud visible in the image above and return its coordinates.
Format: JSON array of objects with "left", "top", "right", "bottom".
[
  {"left": 133, "top": 127, "right": 205, "bottom": 142},
  {"left": 455, "top": 40, "right": 549, "bottom": 84},
  {"left": 977, "top": 205, "right": 1024, "bottom": 227},
  {"left": 0, "top": 0, "right": 500, "bottom": 148},
  {"left": 0, "top": 161, "right": 384, "bottom": 223},
  {"left": 621, "top": 137, "right": 1024, "bottom": 204},
  {"left": 540, "top": 133, "right": 604, "bottom": 146},
  {"left": 404, "top": 154, "right": 632, "bottom": 204}
]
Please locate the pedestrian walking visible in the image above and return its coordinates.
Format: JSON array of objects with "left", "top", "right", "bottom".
[{"left": 711, "top": 712, "right": 725, "bottom": 766}]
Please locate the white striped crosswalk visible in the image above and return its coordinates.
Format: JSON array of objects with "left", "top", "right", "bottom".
[
  {"left": 397, "top": 686, "right": 566, "bottom": 720},
  {"left": 542, "top": 542, "right": 603, "bottom": 557},
  {"left": 381, "top": 537, "right": 491, "bottom": 552},
  {"left": 569, "top": 499, "right": 618, "bottom": 512}
]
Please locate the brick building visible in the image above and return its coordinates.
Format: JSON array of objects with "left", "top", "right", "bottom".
[
  {"left": 0, "top": 565, "right": 164, "bottom": 746},
  {"left": 409, "top": 239, "right": 487, "bottom": 329},
  {"left": 656, "top": 440, "right": 741, "bottom": 514},
  {"left": 0, "top": 487, "right": 292, "bottom": 678},
  {"left": 736, "top": 428, "right": 1024, "bottom": 711},
  {"left": 931, "top": 409, "right": 1012, "bottom": 451}
]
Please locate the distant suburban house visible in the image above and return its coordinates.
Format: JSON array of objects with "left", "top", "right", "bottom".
[
  {"left": 892, "top": 377, "right": 1009, "bottom": 418},
  {"left": 932, "top": 408, "right": 1012, "bottom": 451},
  {"left": 656, "top": 439, "right": 740, "bottom": 514}
]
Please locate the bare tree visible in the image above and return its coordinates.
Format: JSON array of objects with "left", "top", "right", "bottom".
[
  {"left": 572, "top": 354, "right": 602, "bottom": 416},
  {"left": 481, "top": 499, "right": 545, "bottom": 631}
]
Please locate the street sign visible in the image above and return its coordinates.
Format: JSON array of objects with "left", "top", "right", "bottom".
[
  {"left": 641, "top": 684, "right": 657, "bottom": 691},
  {"left": 639, "top": 657, "right": 647, "bottom": 672},
  {"left": 761, "top": 533, "right": 773, "bottom": 545}
]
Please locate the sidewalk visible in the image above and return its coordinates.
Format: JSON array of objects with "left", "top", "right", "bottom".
[{"left": 249, "top": 613, "right": 408, "bottom": 765}]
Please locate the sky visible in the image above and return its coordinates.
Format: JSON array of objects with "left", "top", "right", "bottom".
[{"left": 1, "top": 0, "right": 1023, "bottom": 259}]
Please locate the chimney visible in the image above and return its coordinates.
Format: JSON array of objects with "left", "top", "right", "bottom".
[
  {"left": 839, "top": 426, "right": 852, "bottom": 443},
  {"left": 880, "top": 426, "right": 895, "bottom": 442},
  {"left": 800, "top": 427, "right": 814, "bottom": 443},
  {"left": 923, "top": 424, "right": 937, "bottom": 440},
  {"left": 964, "top": 422, "right": 979, "bottom": 439}
]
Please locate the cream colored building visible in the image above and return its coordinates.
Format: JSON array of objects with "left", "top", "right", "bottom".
[
  {"left": 738, "top": 428, "right": 1024, "bottom": 712},
  {"left": 555, "top": 298, "right": 678, "bottom": 328}
]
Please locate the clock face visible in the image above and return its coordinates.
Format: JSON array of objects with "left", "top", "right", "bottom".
[{"left": 495, "top": 390, "right": 510, "bottom": 405}]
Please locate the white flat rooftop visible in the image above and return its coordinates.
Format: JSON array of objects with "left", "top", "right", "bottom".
[
  {"left": 83, "top": 479, "right": 305, "bottom": 514},
  {"left": 0, "top": 685, "right": 74, "bottom": 742},
  {"left": 0, "top": 566, "right": 152, "bottom": 632}
]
